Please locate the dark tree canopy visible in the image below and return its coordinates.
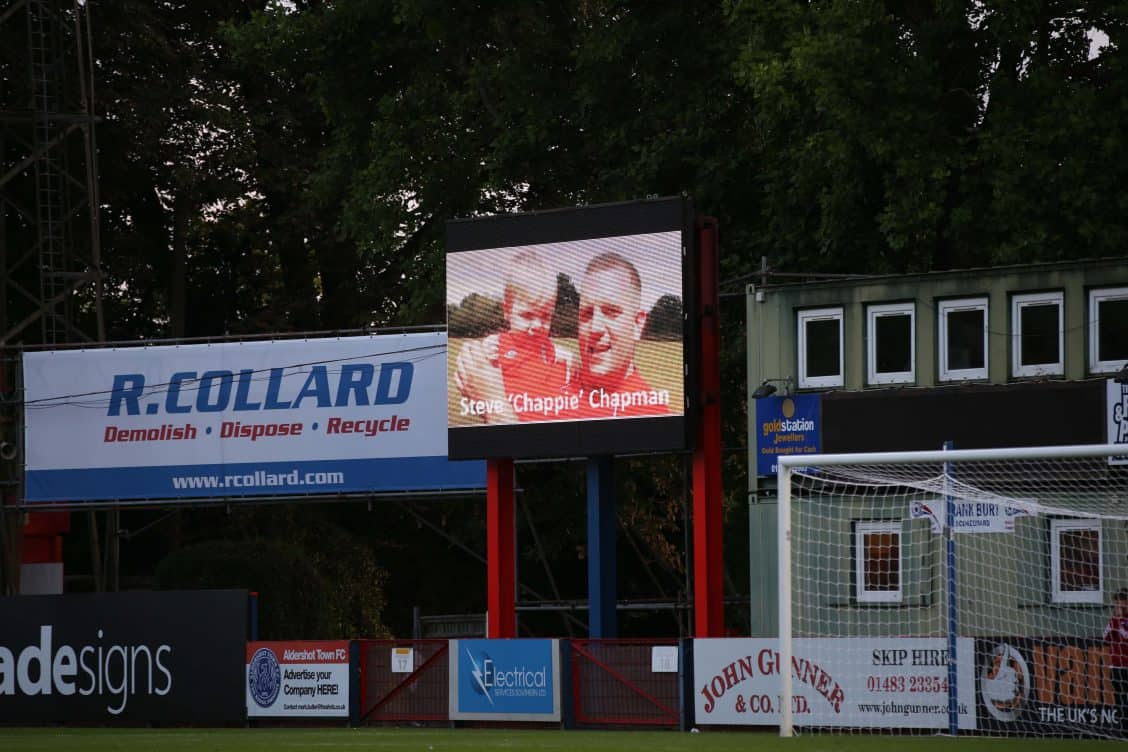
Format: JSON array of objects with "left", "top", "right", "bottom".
[
  {"left": 10, "top": 0, "right": 1125, "bottom": 635},
  {"left": 643, "top": 294, "right": 684, "bottom": 341}
]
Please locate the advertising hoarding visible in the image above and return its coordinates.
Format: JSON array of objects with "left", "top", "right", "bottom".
[
  {"left": 22, "top": 332, "right": 485, "bottom": 502},
  {"left": 975, "top": 637, "right": 1122, "bottom": 736},
  {"left": 246, "top": 640, "right": 350, "bottom": 718},
  {"left": 755, "top": 394, "right": 820, "bottom": 476},
  {"left": 449, "top": 638, "right": 560, "bottom": 721},
  {"left": 0, "top": 590, "right": 246, "bottom": 723},
  {"left": 1109, "top": 379, "right": 1128, "bottom": 465},
  {"left": 693, "top": 637, "right": 975, "bottom": 730},
  {"left": 446, "top": 198, "right": 695, "bottom": 459}
]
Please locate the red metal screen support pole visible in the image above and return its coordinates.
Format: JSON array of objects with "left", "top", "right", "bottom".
[
  {"left": 486, "top": 458, "right": 515, "bottom": 638},
  {"left": 693, "top": 217, "right": 724, "bottom": 637}
]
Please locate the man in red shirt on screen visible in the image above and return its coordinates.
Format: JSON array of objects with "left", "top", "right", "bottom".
[{"left": 563, "top": 252, "right": 670, "bottom": 420}]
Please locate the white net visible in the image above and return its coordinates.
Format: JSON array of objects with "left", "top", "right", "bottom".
[{"left": 779, "top": 446, "right": 1128, "bottom": 739}]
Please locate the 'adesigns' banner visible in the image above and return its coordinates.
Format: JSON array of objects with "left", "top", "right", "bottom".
[
  {"left": 22, "top": 333, "right": 485, "bottom": 501},
  {"left": 0, "top": 590, "right": 246, "bottom": 723}
]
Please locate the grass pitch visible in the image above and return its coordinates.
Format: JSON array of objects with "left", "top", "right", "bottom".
[{"left": 0, "top": 728, "right": 1114, "bottom": 752}]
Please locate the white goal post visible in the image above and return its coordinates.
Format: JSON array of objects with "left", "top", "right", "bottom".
[{"left": 777, "top": 444, "right": 1128, "bottom": 739}]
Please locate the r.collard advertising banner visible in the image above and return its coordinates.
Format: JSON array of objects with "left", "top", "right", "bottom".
[
  {"left": 976, "top": 637, "right": 1123, "bottom": 736},
  {"left": 0, "top": 590, "right": 246, "bottom": 723},
  {"left": 246, "top": 641, "right": 349, "bottom": 718},
  {"left": 22, "top": 333, "right": 485, "bottom": 501},
  {"left": 693, "top": 637, "right": 975, "bottom": 730},
  {"left": 449, "top": 638, "right": 560, "bottom": 721}
]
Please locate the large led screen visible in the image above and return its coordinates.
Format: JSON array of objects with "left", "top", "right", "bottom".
[{"left": 446, "top": 198, "right": 694, "bottom": 459}]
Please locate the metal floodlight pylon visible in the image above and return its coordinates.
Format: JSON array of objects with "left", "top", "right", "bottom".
[{"left": 1, "top": 0, "right": 107, "bottom": 595}]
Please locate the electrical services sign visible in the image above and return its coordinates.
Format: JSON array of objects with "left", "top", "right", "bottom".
[
  {"left": 693, "top": 637, "right": 975, "bottom": 730},
  {"left": 450, "top": 639, "right": 560, "bottom": 721},
  {"left": 246, "top": 641, "right": 349, "bottom": 718},
  {"left": 22, "top": 333, "right": 485, "bottom": 502},
  {"left": 0, "top": 590, "right": 246, "bottom": 723},
  {"left": 756, "top": 395, "right": 820, "bottom": 476}
]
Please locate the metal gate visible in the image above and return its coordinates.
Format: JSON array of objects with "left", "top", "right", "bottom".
[
  {"left": 358, "top": 639, "right": 449, "bottom": 723},
  {"left": 570, "top": 639, "right": 680, "bottom": 727}
]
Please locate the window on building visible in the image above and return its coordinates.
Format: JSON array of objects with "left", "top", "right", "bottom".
[
  {"left": 798, "top": 307, "right": 844, "bottom": 389},
  {"left": 1089, "top": 287, "right": 1128, "bottom": 374},
  {"left": 938, "top": 298, "right": 988, "bottom": 382},
  {"left": 1012, "top": 292, "right": 1064, "bottom": 378},
  {"left": 855, "top": 521, "right": 902, "bottom": 603},
  {"left": 867, "top": 303, "right": 915, "bottom": 385},
  {"left": 1050, "top": 519, "right": 1102, "bottom": 604}
]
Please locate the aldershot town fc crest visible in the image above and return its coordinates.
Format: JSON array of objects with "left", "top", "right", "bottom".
[{"left": 248, "top": 647, "right": 282, "bottom": 708}]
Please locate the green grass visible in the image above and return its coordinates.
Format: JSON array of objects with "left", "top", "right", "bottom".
[{"left": 0, "top": 728, "right": 1115, "bottom": 752}]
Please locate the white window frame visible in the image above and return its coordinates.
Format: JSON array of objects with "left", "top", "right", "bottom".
[
  {"left": 1011, "top": 291, "right": 1064, "bottom": 378},
  {"left": 938, "top": 297, "right": 989, "bottom": 382},
  {"left": 855, "top": 521, "right": 902, "bottom": 604},
  {"left": 1050, "top": 518, "right": 1102, "bottom": 605},
  {"left": 866, "top": 302, "right": 915, "bottom": 385},
  {"left": 1089, "top": 286, "right": 1128, "bottom": 374},
  {"left": 798, "top": 307, "right": 844, "bottom": 389}
]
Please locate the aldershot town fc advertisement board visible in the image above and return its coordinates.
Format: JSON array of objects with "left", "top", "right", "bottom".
[
  {"left": 22, "top": 332, "right": 485, "bottom": 502},
  {"left": 445, "top": 197, "right": 695, "bottom": 460}
]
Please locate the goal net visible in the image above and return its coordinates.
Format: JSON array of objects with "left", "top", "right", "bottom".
[{"left": 777, "top": 444, "right": 1128, "bottom": 739}]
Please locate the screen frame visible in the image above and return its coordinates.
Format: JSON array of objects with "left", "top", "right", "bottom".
[{"left": 445, "top": 197, "right": 697, "bottom": 460}]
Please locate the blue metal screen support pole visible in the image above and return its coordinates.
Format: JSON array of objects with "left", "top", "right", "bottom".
[
  {"left": 587, "top": 455, "right": 617, "bottom": 638},
  {"left": 943, "top": 441, "right": 958, "bottom": 735}
]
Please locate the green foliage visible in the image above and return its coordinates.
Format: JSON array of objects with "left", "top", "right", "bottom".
[
  {"left": 642, "top": 295, "right": 684, "bottom": 341},
  {"left": 61, "top": 0, "right": 1128, "bottom": 637},
  {"left": 85, "top": 0, "right": 1128, "bottom": 339},
  {"left": 154, "top": 540, "right": 323, "bottom": 639},
  {"left": 153, "top": 509, "right": 390, "bottom": 639},
  {"left": 728, "top": 0, "right": 1128, "bottom": 272},
  {"left": 447, "top": 293, "right": 505, "bottom": 337},
  {"left": 550, "top": 273, "right": 580, "bottom": 338}
]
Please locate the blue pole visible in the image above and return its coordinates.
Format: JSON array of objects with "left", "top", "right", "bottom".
[
  {"left": 944, "top": 441, "right": 958, "bottom": 735},
  {"left": 587, "top": 456, "right": 617, "bottom": 638}
]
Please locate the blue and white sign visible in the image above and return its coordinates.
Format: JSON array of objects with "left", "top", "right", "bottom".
[
  {"left": 449, "top": 639, "right": 560, "bottom": 721},
  {"left": 756, "top": 394, "right": 821, "bottom": 476},
  {"left": 910, "top": 497, "right": 1034, "bottom": 534},
  {"left": 22, "top": 333, "right": 485, "bottom": 502},
  {"left": 1109, "top": 379, "right": 1128, "bottom": 466}
]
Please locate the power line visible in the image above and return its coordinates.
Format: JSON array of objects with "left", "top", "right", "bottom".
[{"left": 21, "top": 342, "right": 447, "bottom": 410}]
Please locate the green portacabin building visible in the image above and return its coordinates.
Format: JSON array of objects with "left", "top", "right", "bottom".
[{"left": 745, "top": 258, "right": 1128, "bottom": 639}]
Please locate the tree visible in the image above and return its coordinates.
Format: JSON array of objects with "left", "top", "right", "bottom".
[
  {"left": 94, "top": 0, "right": 270, "bottom": 339},
  {"left": 550, "top": 273, "right": 579, "bottom": 338},
  {"left": 728, "top": 0, "right": 1128, "bottom": 273},
  {"left": 448, "top": 293, "right": 504, "bottom": 338},
  {"left": 643, "top": 295, "right": 683, "bottom": 341}
]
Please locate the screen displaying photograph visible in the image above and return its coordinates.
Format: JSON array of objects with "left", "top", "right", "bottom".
[{"left": 445, "top": 198, "right": 693, "bottom": 459}]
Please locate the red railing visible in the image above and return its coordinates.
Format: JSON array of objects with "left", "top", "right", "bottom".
[
  {"left": 571, "top": 639, "right": 680, "bottom": 727},
  {"left": 357, "top": 639, "right": 449, "bottom": 723}
]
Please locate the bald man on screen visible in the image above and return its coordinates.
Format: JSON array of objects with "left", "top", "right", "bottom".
[{"left": 564, "top": 252, "right": 670, "bottom": 419}]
